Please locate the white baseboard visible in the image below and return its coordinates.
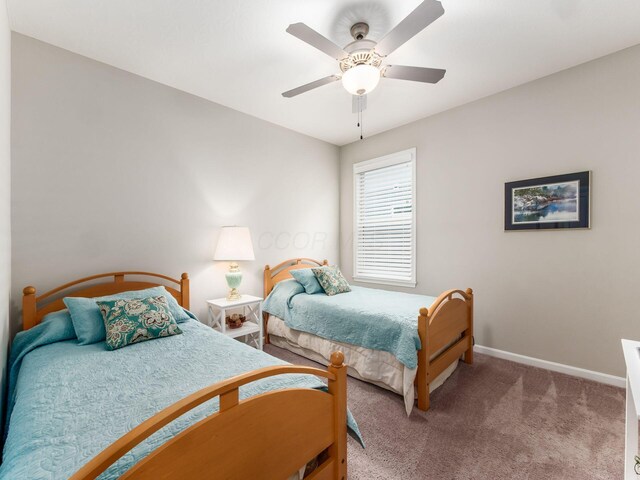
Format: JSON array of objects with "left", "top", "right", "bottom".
[{"left": 474, "top": 344, "right": 625, "bottom": 389}]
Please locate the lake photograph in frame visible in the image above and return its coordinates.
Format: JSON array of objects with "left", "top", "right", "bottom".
[
  {"left": 505, "top": 171, "right": 590, "bottom": 231},
  {"left": 513, "top": 181, "right": 579, "bottom": 224}
]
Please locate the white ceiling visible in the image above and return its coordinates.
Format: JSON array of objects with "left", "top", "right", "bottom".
[{"left": 8, "top": 1, "right": 640, "bottom": 146}]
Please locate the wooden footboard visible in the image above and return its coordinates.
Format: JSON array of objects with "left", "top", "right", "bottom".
[
  {"left": 416, "top": 288, "right": 474, "bottom": 411},
  {"left": 70, "top": 352, "right": 348, "bottom": 480}
]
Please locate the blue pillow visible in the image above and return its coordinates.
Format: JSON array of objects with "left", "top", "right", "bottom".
[
  {"left": 263, "top": 280, "right": 305, "bottom": 319},
  {"left": 290, "top": 268, "right": 325, "bottom": 294},
  {"left": 63, "top": 286, "right": 190, "bottom": 345}
]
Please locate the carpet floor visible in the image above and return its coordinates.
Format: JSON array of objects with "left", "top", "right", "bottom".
[{"left": 265, "top": 345, "right": 625, "bottom": 480}]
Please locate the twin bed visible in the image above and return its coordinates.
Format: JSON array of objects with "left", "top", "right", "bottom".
[
  {"left": 2, "top": 263, "right": 473, "bottom": 479},
  {"left": 2, "top": 272, "right": 355, "bottom": 480},
  {"left": 263, "top": 258, "right": 474, "bottom": 414}
]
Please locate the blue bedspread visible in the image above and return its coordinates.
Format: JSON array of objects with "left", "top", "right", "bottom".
[
  {"left": 263, "top": 281, "right": 437, "bottom": 369},
  {"left": 0, "top": 315, "right": 361, "bottom": 479}
]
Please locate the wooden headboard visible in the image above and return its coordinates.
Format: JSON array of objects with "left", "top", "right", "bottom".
[
  {"left": 22, "top": 271, "right": 190, "bottom": 331},
  {"left": 263, "top": 258, "right": 328, "bottom": 299}
]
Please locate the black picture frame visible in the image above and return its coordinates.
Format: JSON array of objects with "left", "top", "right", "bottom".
[{"left": 504, "top": 171, "right": 591, "bottom": 231}]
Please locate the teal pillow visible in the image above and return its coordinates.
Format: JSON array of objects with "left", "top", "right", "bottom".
[
  {"left": 97, "top": 296, "right": 182, "bottom": 350},
  {"left": 290, "top": 268, "right": 325, "bottom": 294},
  {"left": 63, "top": 286, "right": 189, "bottom": 345},
  {"left": 263, "top": 279, "right": 305, "bottom": 319},
  {"left": 312, "top": 266, "right": 351, "bottom": 296}
]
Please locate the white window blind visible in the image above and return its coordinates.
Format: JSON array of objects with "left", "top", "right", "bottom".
[{"left": 353, "top": 148, "right": 416, "bottom": 287}]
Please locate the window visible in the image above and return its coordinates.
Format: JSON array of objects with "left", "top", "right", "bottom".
[{"left": 353, "top": 148, "right": 416, "bottom": 287}]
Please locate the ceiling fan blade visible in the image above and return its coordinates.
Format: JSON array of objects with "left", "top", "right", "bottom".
[
  {"left": 375, "top": 0, "right": 445, "bottom": 57},
  {"left": 282, "top": 75, "right": 341, "bottom": 98},
  {"left": 383, "top": 65, "right": 446, "bottom": 84},
  {"left": 286, "top": 23, "right": 348, "bottom": 60}
]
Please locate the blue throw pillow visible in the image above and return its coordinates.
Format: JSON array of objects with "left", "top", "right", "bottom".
[
  {"left": 64, "top": 286, "right": 189, "bottom": 345},
  {"left": 290, "top": 268, "right": 325, "bottom": 294}
]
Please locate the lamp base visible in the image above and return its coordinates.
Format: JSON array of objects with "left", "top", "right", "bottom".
[
  {"left": 225, "top": 262, "right": 243, "bottom": 301},
  {"left": 226, "top": 288, "right": 242, "bottom": 301}
]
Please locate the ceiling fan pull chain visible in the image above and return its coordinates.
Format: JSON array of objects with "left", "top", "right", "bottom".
[
  {"left": 360, "top": 100, "right": 364, "bottom": 140},
  {"left": 361, "top": 96, "right": 364, "bottom": 140}
]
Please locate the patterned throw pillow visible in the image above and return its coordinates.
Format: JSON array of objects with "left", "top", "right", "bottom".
[
  {"left": 312, "top": 266, "right": 351, "bottom": 296},
  {"left": 96, "top": 296, "right": 182, "bottom": 350}
]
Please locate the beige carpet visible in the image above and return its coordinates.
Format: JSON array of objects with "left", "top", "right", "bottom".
[{"left": 265, "top": 345, "right": 625, "bottom": 480}]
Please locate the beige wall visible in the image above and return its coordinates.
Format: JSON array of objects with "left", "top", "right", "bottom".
[
  {"left": 0, "top": 0, "right": 10, "bottom": 423},
  {"left": 9, "top": 32, "right": 640, "bottom": 378},
  {"left": 0, "top": 0, "right": 9, "bottom": 425},
  {"left": 10, "top": 34, "right": 340, "bottom": 334},
  {"left": 340, "top": 44, "right": 640, "bottom": 377}
]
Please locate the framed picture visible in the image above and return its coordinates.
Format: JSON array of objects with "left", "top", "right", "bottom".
[{"left": 505, "top": 171, "right": 591, "bottom": 231}]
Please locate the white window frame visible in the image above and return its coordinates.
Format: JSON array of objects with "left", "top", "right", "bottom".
[{"left": 352, "top": 148, "right": 417, "bottom": 288}]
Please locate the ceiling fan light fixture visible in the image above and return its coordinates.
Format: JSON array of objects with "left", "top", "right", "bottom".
[{"left": 341, "top": 64, "right": 380, "bottom": 96}]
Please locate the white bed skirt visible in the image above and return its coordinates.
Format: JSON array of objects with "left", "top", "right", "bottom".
[{"left": 267, "top": 315, "right": 458, "bottom": 415}]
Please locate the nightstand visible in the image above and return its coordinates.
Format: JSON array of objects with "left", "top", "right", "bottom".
[{"left": 206, "top": 295, "right": 263, "bottom": 350}]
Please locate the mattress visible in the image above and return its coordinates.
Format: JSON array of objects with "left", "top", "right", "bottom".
[{"left": 268, "top": 314, "right": 458, "bottom": 415}]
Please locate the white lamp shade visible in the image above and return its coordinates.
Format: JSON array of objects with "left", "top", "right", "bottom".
[
  {"left": 341, "top": 64, "right": 380, "bottom": 96},
  {"left": 214, "top": 226, "right": 255, "bottom": 261}
]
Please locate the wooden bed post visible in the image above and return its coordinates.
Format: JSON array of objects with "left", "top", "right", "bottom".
[
  {"left": 263, "top": 265, "right": 272, "bottom": 345},
  {"left": 328, "top": 351, "right": 347, "bottom": 480},
  {"left": 416, "top": 308, "right": 430, "bottom": 412},
  {"left": 180, "top": 273, "right": 190, "bottom": 311},
  {"left": 23, "top": 286, "right": 37, "bottom": 331},
  {"left": 464, "top": 288, "right": 474, "bottom": 365},
  {"left": 263, "top": 264, "right": 273, "bottom": 301}
]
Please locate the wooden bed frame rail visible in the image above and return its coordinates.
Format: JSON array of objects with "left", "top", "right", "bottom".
[
  {"left": 264, "top": 259, "right": 474, "bottom": 412},
  {"left": 22, "top": 271, "right": 190, "bottom": 330},
  {"left": 70, "top": 351, "right": 348, "bottom": 480}
]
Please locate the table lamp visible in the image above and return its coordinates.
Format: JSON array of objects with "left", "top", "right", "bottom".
[{"left": 214, "top": 226, "right": 255, "bottom": 300}]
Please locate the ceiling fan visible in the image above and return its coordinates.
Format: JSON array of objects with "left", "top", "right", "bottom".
[{"left": 282, "top": 0, "right": 446, "bottom": 99}]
